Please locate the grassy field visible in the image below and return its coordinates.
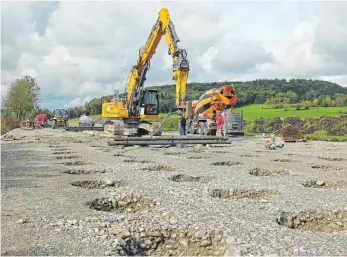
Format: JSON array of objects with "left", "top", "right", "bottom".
[
  {"left": 233, "top": 104, "right": 347, "bottom": 121},
  {"left": 68, "top": 105, "right": 347, "bottom": 132}
]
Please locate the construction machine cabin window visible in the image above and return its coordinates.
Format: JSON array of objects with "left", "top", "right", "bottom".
[{"left": 143, "top": 90, "right": 159, "bottom": 115}]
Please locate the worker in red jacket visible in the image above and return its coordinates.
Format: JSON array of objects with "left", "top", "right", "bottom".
[{"left": 216, "top": 111, "right": 224, "bottom": 136}]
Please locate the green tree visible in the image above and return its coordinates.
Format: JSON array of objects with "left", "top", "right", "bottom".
[
  {"left": 4, "top": 76, "right": 40, "bottom": 120},
  {"left": 312, "top": 98, "right": 319, "bottom": 106},
  {"left": 335, "top": 93, "right": 347, "bottom": 106},
  {"left": 302, "top": 100, "right": 312, "bottom": 109},
  {"left": 322, "top": 95, "right": 332, "bottom": 107}
]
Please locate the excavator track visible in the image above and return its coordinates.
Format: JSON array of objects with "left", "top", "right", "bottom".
[{"left": 104, "top": 119, "right": 162, "bottom": 137}]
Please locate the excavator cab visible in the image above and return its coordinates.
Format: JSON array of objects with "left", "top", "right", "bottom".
[{"left": 140, "top": 89, "right": 159, "bottom": 116}]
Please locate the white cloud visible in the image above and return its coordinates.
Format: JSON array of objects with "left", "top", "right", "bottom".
[{"left": 1, "top": 1, "right": 347, "bottom": 110}]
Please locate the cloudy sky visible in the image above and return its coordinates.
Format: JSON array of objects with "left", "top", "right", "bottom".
[{"left": 1, "top": 0, "right": 347, "bottom": 110}]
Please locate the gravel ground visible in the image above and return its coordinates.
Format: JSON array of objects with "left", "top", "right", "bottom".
[{"left": 1, "top": 128, "right": 347, "bottom": 256}]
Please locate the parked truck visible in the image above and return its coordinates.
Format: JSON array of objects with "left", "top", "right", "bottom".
[{"left": 35, "top": 114, "right": 48, "bottom": 128}]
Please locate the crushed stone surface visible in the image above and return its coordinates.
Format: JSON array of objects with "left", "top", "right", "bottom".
[{"left": 1, "top": 128, "right": 347, "bottom": 256}]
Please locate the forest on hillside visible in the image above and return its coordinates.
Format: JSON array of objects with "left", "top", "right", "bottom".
[{"left": 68, "top": 79, "right": 347, "bottom": 118}]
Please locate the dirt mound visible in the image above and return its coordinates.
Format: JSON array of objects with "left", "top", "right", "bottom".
[
  {"left": 209, "top": 188, "right": 277, "bottom": 200},
  {"left": 249, "top": 167, "right": 288, "bottom": 176},
  {"left": 276, "top": 210, "right": 347, "bottom": 233},
  {"left": 88, "top": 195, "right": 158, "bottom": 213},
  {"left": 142, "top": 165, "right": 176, "bottom": 171},
  {"left": 169, "top": 174, "right": 211, "bottom": 183},
  {"left": 302, "top": 180, "right": 347, "bottom": 189},
  {"left": 71, "top": 179, "right": 125, "bottom": 189},
  {"left": 211, "top": 161, "right": 242, "bottom": 166},
  {"left": 281, "top": 125, "right": 302, "bottom": 140}
]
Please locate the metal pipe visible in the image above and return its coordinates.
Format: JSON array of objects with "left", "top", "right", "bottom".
[
  {"left": 112, "top": 136, "right": 230, "bottom": 141},
  {"left": 107, "top": 139, "right": 231, "bottom": 146}
]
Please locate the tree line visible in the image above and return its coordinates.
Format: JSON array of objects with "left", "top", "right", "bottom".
[
  {"left": 2, "top": 77, "right": 347, "bottom": 132},
  {"left": 70, "top": 78, "right": 347, "bottom": 117}
]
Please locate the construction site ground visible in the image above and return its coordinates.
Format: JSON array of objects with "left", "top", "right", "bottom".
[{"left": 1, "top": 128, "right": 347, "bottom": 256}]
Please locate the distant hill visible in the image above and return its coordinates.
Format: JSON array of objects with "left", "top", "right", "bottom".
[{"left": 67, "top": 79, "right": 347, "bottom": 118}]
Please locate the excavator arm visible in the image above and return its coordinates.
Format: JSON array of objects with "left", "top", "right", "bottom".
[{"left": 126, "top": 8, "right": 189, "bottom": 116}]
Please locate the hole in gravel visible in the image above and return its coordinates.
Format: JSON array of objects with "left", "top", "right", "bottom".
[
  {"left": 88, "top": 195, "right": 158, "bottom": 213},
  {"left": 62, "top": 161, "right": 90, "bottom": 166},
  {"left": 34, "top": 174, "right": 61, "bottom": 178},
  {"left": 71, "top": 179, "right": 125, "bottom": 189},
  {"left": 209, "top": 188, "right": 277, "bottom": 200},
  {"left": 249, "top": 167, "right": 288, "bottom": 176},
  {"left": 285, "top": 153, "right": 302, "bottom": 156},
  {"left": 164, "top": 152, "right": 183, "bottom": 156},
  {"left": 123, "top": 159, "right": 152, "bottom": 163},
  {"left": 169, "top": 174, "right": 211, "bottom": 183},
  {"left": 272, "top": 159, "right": 296, "bottom": 163},
  {"left": 239, "top": 154, "right": 260, "bottom": 157},
  {"left": 212, "top": 151, "right": 229, "bottom": 154},
  {"left": 187, "top": 156, "right": 205, "bottom": 159},
  {"left": 114, "top": 153, "right": 125, "bottom": 157},
  {"left": 55, "top": 155, "right": 82, "bottom": 160},
  {"left": 52, "top": 151, "right": 74, "bottom": 155},
  {"left": 302, "top": 180, "right": 347, "bottom": 189},
  {"left": 142, "top": 165, "right": 176, "bottom": 171},
  {"left": 276, "top": 210, "right": 347, "bottom": 233},
  {"left": 311, "top": 164, "right": 343, "bottom": 171},
  {"left": 318, "top": 156, "right": 346, "bottom": 161},
  {"left": 188, "top": 148, "right": 205, "bottom": 153},
  {"left": 211, "top": 161, "right": 242, "bottom": 166},
  {"left": 62, "top": 169, "right": 107, "bottom": 175},
  {"left": 105, "top": 229, "right": 227, "bottom": 256},
  {"left": 51, "top": 148, "right": 70, "bottom": 151}
]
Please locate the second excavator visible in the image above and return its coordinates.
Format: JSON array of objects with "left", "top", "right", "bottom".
[{"left": 101, "top": 8, "right": 189, "bottom": 137}]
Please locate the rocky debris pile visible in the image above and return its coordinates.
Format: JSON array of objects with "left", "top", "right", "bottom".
[
  {"left": 276, "top": 210, "right": 347, "bottom": 233},
  {"left": 71, "top": 179, "right": 126, "bottom": 189},
  {"left": 281, "top": 125, "right": 303, "bottom": 140},
  {"left": 88, "top": 194, "right": 159, "bottom": 213},
  {"left": 249, "top": 167, "right": 289, "bottom": 176},
  {"left": 209, "top": 188, "right": 277, "bottom": 200},
  {"left": 211, "top": 161, "right": 242, "bottom": 166},
  {"left": 169, "top": 174, "right": 211, "bottom": 183},
  {"left": 52, "top": 217, "right": 227, "bottom": 256},
  {"left": 142, "top": 165, "right": 176, "bottom": 171},
  {"left": 1, "top": 128, "right": 29, "bottom": 141},
  {"left": 302, "top": 180, "right": 347, "bottom": 189}
]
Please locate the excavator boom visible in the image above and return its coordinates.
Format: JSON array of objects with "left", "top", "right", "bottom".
[
  {"left": 126, "top": 8, "right": 189, "bottom": 117},
  {"left": 101, "top": 8, "right": 189, "bottom": 136}
]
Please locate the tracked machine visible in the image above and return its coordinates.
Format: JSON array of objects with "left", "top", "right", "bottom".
[{"left": 101, "top": 8, "right": 190, "bottom": 137}]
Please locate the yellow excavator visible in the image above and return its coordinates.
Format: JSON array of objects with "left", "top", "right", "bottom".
[{"left": 101, "top": 8, "right": 189, "bottom": 137}]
